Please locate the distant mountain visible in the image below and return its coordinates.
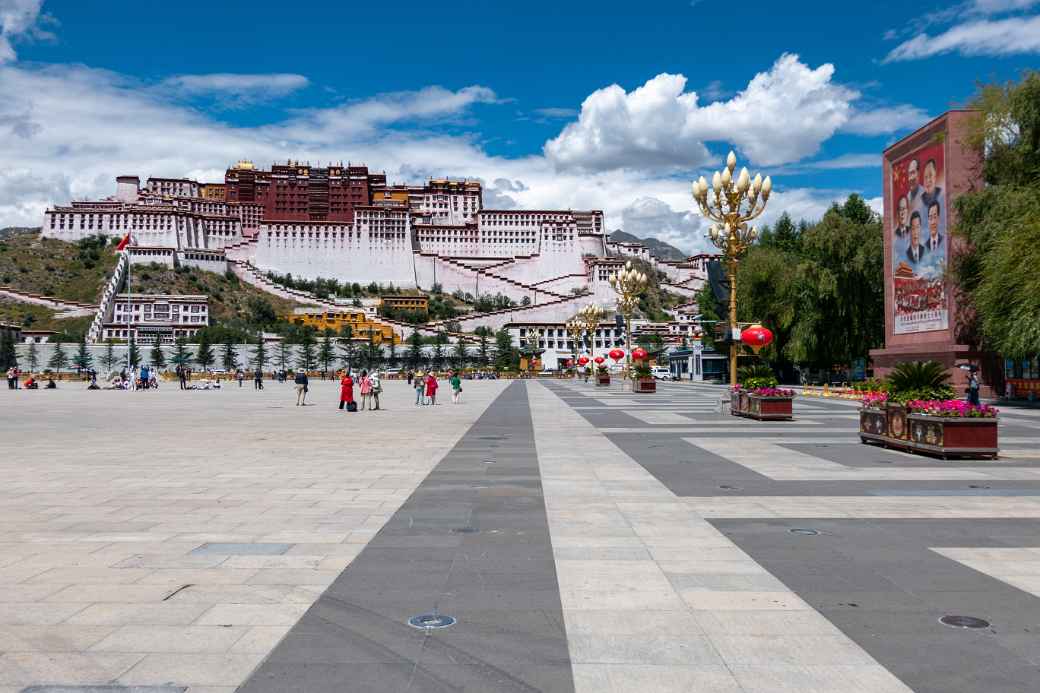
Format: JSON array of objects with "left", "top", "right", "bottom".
[{"left": 609, "top": 230, "right": 687, "bottom": 262}]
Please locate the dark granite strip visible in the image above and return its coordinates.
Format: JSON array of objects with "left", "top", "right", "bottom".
[
  {"left": 238, "top": 381, "right": 573, "bottom": 693},
  {"left": 714, "top": 518, "right": 1040, "bottom": 693}
]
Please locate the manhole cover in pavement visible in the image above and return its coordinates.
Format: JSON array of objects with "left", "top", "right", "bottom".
[
  {"left": 789, "top": 528, "right": 820, "bottom": 536},
  {"left": 969, "top": 485, "right": 991, "bottom": 489},
  {"left": 408, "top": 613, "right": 456, "bottom": 629},
  {"left": 940, "top": 615, "right": 990, "bottom": 629},
  {"left": 451, "top": 527, "right": 478, "bottom": 534},
  {"left": 718, "top": 484, "right": 743, "bottom": 491}
]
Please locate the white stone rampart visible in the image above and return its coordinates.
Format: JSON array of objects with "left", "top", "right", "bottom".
[
  {"left": 129, "top": 247, "right": 175, "bottom": 268},
  {"left": 178, "top": 249, "right": 228, "bottom": 274},
  {"left": 88, "top": 250, "right": 129, "bottom": 343}
]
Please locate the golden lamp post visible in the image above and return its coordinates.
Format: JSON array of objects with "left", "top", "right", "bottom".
[
  {"left": 608, "top": 262, "right": 648, "bottom": 381},
  {"left": 691, "top": 150, "right": 773, "bottom": 387},
  {"left": 577, "top": 303, "right": 603, "bottom": 357},
  {"left": 565, "top": 317, "right": 584, "bottom": 375}
]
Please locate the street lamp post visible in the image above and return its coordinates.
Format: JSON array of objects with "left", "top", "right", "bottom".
[
  {"left": 692, "top": 151, "right": 772, "bottom": 387},
  {"left": 577, "top": 303, "right": 603, "bottom": 361},
  {"left": 608, "top": 262, "right": 648, "bottom": 382},
  {"left": 565, "top": 317, "right": 584, "bottom": 378}
]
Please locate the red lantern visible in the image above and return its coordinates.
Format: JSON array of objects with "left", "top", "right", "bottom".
[
  {"left": 740, "top": 324, "right": 774, "bottom": 353},
  {"left": 577, "top": 356, "right": 589, "bottom": 366},
  {"left": 631, "top": 347, "right": 648, "bottom": 361},
  {"left": 594, "top": 356, "right": 605, "bottom": 365},
  {"left": 608, "top": 348, "right": 624, "bottom": 363}
]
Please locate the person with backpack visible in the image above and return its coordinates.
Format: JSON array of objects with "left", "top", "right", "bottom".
[
  {"left": 425, "top": 371, "right": 439, "bottom": 406},
  {"left": 369, "top": 370, "right": 382, "bottom": 410},
  {"left": 254, "top": 367, "right": 264, "bottom": 390},
  {"left": 450, "top": 370, "right": 462, "bottom": 404},
  {"left": 358, "top": 370, "right": 372, "bottom": 410},
  {"left": 339, "top": 370, "right": 355, "bottom": 411},
  {"left": 414, "top": 370, "right": 426, "bottom": 405},
  {"left": 295, "top": 370, "right": 309, "bottom": 406}
]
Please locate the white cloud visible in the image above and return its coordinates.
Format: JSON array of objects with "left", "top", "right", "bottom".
[
  {"left": 544, "top": 54, "right": 865, "bottom": 172},
  {"left": 884, "top": 14, "right": 1040, "bottom": 61},
  {"left": 532, "top": 107, "right": 578, "bottom": 119},
  {"left": 159, "top": 73, "right": 309, "bottom": 105},
  {"left": 0, "top": 0, "right": 44, "bottom": 63},
  {"left": 969, "top": 0, "right": 1039, "bottom": 14},
  {"left": 842, "top": 104, "right": 930, "bottom": 135},
  {"left": 0, "top": 59, "right": 878, "bottom": 258}
]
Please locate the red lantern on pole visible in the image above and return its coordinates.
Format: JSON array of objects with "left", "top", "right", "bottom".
[
  {"left": 631, "top": 347, "right": 649, "bottom": 361},
  {"left": 608, "top": 348, "right": 624, "bottom": 363},
  {"left": 594, "top": 356, "right": 605, "bottom": 365},
  {"left": 740, "top": 324, "right": 774, "bottom": 353},
  {"left": 577, "top": 356, "right": 589, "bottom": 366}
]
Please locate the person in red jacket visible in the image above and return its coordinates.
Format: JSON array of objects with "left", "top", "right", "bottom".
[
  {"left": 339, "top": 371, "right": 354, "bottom": 410},
  {"left": 425, "top": 372, "right": 438, "bottom": 405}
]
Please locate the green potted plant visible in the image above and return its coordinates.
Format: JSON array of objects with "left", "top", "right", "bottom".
[
  {"left": 730, "top": 365, "right": 794, "bottom": 420},
  {"left": 860, "top": 361, "right": 997, "bottom": 458},
  {"left": 596, "top": 363, "right": 610, "bottom": 386},
  {"left": 631, "top": 360, "right": 656, "bottom": 393}
]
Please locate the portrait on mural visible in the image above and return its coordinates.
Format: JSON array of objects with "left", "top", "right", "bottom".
[{"left": 889, "top": 141, "right": 948, "bottom": 334}]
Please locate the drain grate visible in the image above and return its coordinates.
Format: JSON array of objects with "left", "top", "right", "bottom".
[
  {"left": 408, "top": 613, "right": 456, "bottom": 630},
  {"left": 788, "top": 528, "right": 820, "bottom": 536},
  {"left": 451, "top": 527, "right": 479, "bottom": 534},
  {"left": 940, "top": 615, "right": 990, "bottom": 629},
  {"left": 718, "top": 484, "right": 743, "bottom": 491},
  {"left": 968, "top": 485, "right": 991, "bottom": 489}
]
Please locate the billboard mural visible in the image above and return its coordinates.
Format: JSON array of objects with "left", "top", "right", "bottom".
[{"left": 889, "top": 140, "right": 948, "bottom": 334}]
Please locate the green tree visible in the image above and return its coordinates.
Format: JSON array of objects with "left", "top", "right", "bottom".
[
  {"left": 26, "top": 341, "right": 39, "bottom": 371},
  {"left": 74, "top": 336, "right": 93, "bottom": 373},
  {"left": 194, "top": 334, "right": 214, "bottom": 371},
  {"left": 407, "top": 329, "right": 423, "bottom": 370},
  {"left": 127, "top": 336, "right": 141, "bottom": 368},
  {"left": 432, "top": 331, "right": 447, "bottom": 370},
  {"left": 251, "top": 334, "right": 268, "bottom": 371},
  {"left": 318, "top": 329, "right": 336, "bottom": 376},
  {"left": 170, "top": 338, "right": 191, "bottom": 370},
  {"left": 221, "top": 339, "right": 239, "bottom": 372},
  {"left": 0, "top": 331, "right": 16, "bottom": 370},
  {"left": 48, "top": 339, "right": 69, "bottom": 373},
  {"left": 296, "top": 329, "right": 317, "bottom": 371},
  {"left": 101, "top": 339, "right": 117, "bottom": 373},
  {"left": 952, "top": 72, "right": 1040, "bottom": 357},
  {"left": 494, "top": 328, "right": 516, "bottom": 370},
  {"left": 387, "top": 336, "right": 398, "bottom": 368},
  {"left": 149, "top": 340, "right": 166, "bottom": 370},
  {"left": 453, "top": 335, "right": 468, "bottom": 369},
  {"left": 476, "top": 326, "right": 491, "bottom": 367},
  {"left": 277, "top": 340, "right": 289, "bottom": 372},
  {"left": 365, "top": 334, "right": 382, "bottom": 370},
  {"left": 337, "top": 324, "right": 356, "bottom": 370}
]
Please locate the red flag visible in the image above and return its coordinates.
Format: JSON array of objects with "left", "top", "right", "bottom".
[{"left": 115, "top": 232, "right": 131, "bottom": 251}]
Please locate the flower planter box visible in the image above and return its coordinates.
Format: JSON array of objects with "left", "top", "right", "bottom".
[
  {"left": 860, "top": 405, "right": 998, "bottom": 459},
  {"left": 596, "top": 375, "right": 611, "bottom": 386},
  {"left": 631, "top": 378, "right": 656, "bottom": 393},
  {"left": 730, "top": 390, "right": 794, "bottom": 421}
]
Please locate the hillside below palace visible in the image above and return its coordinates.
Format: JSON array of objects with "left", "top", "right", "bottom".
[{"left": 41, "top": 161, "right": 710, "bottom": 335}]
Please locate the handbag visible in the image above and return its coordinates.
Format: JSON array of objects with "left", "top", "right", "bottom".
[{"left": 347, "top": 401, "right": 358, "bottom": 412}]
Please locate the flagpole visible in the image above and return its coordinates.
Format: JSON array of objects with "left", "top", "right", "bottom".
[{"left": 125, "top": 237, "right": 131, "bottom": 385}]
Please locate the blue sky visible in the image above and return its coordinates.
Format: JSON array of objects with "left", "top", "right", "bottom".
[{"left": 1, "top": 0, "right": 1037, "bottom": 250}]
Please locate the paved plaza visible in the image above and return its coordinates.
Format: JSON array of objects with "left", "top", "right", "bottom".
[{"left": 2, "top": 379, "right": 1040, "bottom": 692}]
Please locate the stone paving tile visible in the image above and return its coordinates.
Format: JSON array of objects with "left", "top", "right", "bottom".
[{"left": 0, "top": 381, "right": 506, "bottom": 691}]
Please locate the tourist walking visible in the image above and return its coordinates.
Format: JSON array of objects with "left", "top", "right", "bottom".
[
  {"left": 236, "top": 369, "right": 244, "bottom": 387},
  {"left": 339, "top": 370, "right": 355, "bottom": 411},
  {"left": 295, "top": 369, "right": 309, "bottom": 406},
  {"left": 967, "top": 370, "right": 981, "bottom": 407},
  {"left": 450, "top": 371, "right": 462, "bottom": 404},
  {"left": 358, "top": 370, "right": 372, "bottom": 410},
  {"left": 414, "top": 370, "right": 425, "bottom": 405},
  {"left": 425, "top": 371, "right": 439, "bottom": 406},
  {"left": 406, "top": 370, "right": 413, "bottom": 385},
  {"left": 254, "top": 367, "right": 264, "bottom": 390},
  {"left": 139, "top": 364, "right": 149, "bottom": 390},
  {"left": 369, "top": 369, "right": 381, "bottom": 410},
  {"left": 6, "top": 367, "right": 15, "bottom": 390}
]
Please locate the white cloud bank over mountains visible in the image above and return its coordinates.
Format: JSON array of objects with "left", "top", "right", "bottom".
[
  {"left": 884, "top": 0, "right": 1040, "bottom": 62},
  {"left": 0, "top": 49, "right": 915, "bottom": 252}
]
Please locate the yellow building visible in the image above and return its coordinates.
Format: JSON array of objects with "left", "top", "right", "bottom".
[
  {"left": 200, "top": 183, "right": 226, "bottom": 201},
  {"left": 288, "top": 308, "right": 399, "bottom": 344},
  {"left": 380, "top": 295, "right": 429, "bottom": 313}
]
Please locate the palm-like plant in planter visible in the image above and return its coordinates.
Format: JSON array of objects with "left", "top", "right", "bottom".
[
  {"left": 886, "top": 360, "right": 955, "bottom": 403},
  {"left": 736, "top": 363, "right": 778, "bottom": 390}
]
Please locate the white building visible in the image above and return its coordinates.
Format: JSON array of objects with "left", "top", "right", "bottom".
[
  {"left": 103, "top": 294, "right": 209, "bottom": 344},
  {"left": 508, "top": 321, "right": 627, "bottom": 369}
]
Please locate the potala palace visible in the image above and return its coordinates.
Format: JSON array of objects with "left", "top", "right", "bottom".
[{"left": 40, "top": 161, "right": 711, "bottom": 342}]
